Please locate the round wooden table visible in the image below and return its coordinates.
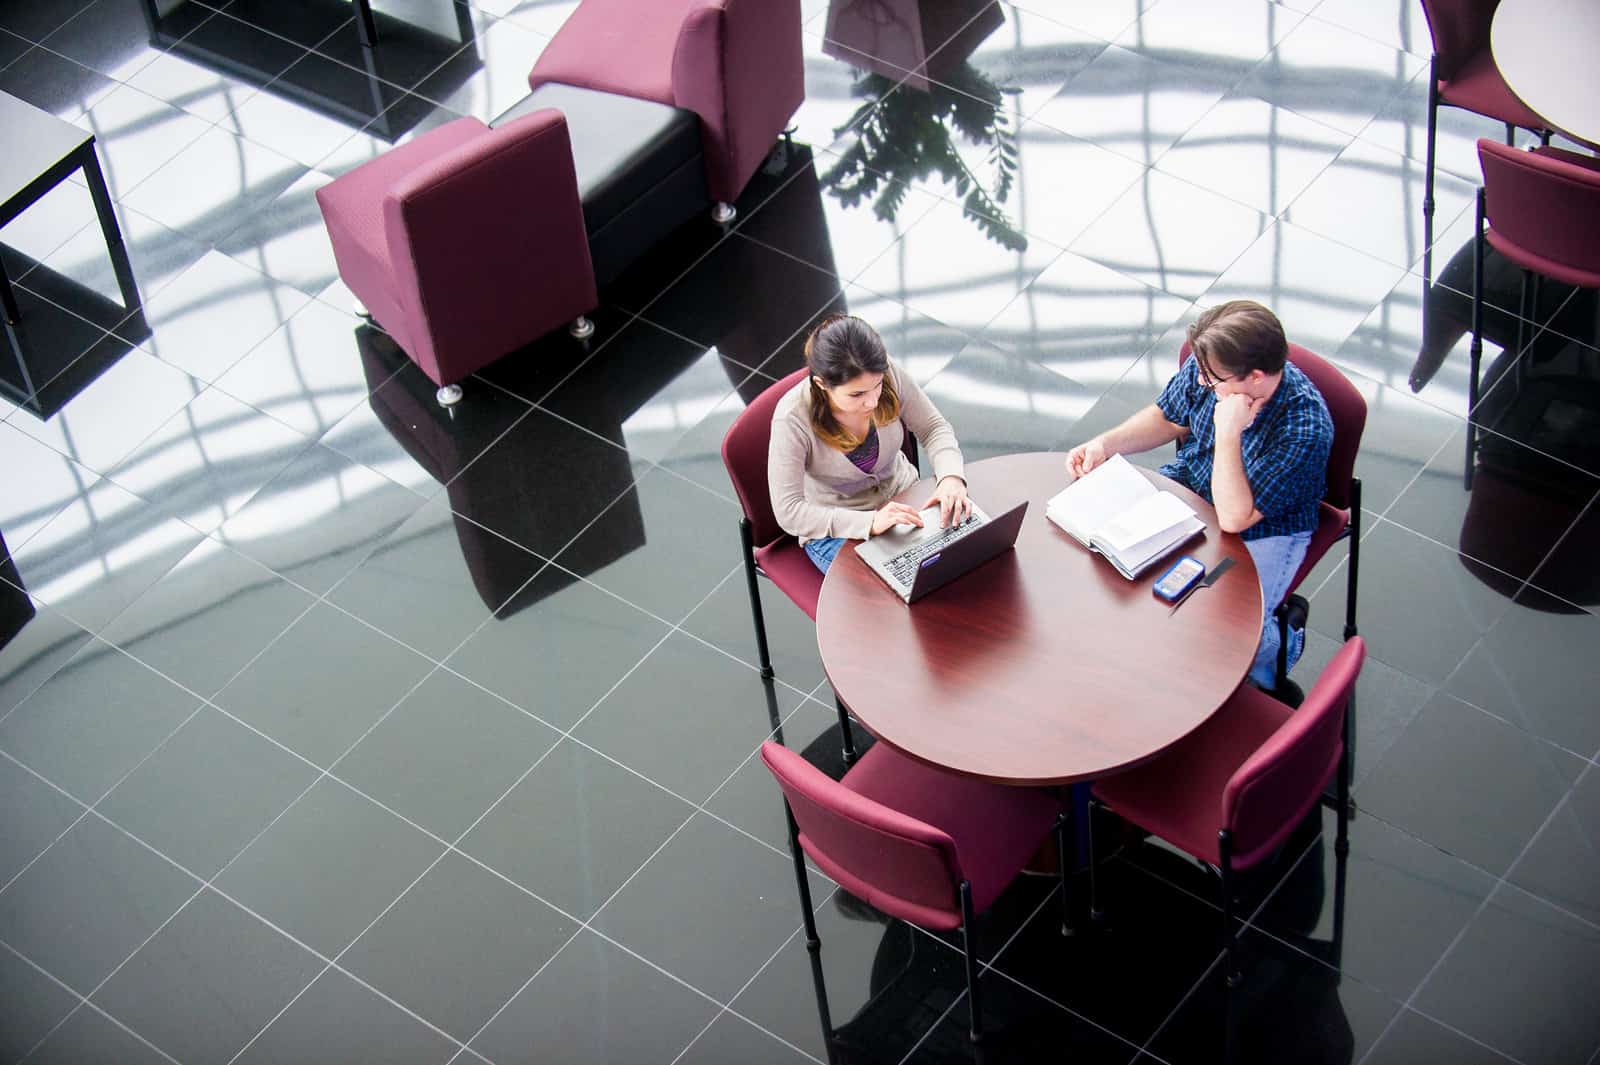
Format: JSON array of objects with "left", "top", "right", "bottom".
[
  {"left": 816, "top": 452, "right": 1262, "bottom": 787},
  {"left": 1492, "top": 0, "right": 1600, "bottom": 145}
]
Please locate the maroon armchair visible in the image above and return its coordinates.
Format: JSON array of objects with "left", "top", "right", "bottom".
[
  {"left": 760, "top": 739, "right": 1066, "bottom": 1043},
  {"left": 315, "top": 111, "right": 598, "bottom": 407},
  {"left": 528, "top": 0, "right": 805, "bottom": 221},
  {"left": 1466, "top": 140, "right": 1600, "bottom": 486},
  {"left": 1089, "top": 637, "right": 1366, "bottom": 1064}
]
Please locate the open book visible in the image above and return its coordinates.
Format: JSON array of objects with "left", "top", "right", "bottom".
[{"left": 1046, "top": 454, "right": 1206, "bottom": 580}]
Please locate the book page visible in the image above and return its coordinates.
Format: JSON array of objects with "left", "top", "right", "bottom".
[
  {"left": 1044, "top": 454, "right": 1154, "bottom": 544},
  {"left": 1094, "top": 491, "right": 1198, "bottom": 555}
]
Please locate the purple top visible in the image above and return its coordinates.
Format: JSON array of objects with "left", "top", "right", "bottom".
[{"left": 846, "top": 424, "right": 880, "bottom": 473}]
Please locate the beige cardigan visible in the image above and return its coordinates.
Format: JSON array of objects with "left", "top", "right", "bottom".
[{"left": 768, "top": 359, "right": 965, "bottom": 543}]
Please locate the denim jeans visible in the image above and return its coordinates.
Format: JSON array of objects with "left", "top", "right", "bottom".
[
  {"left": 804, "top": 536, "right": 847, "bottom": 573},
  {"left": 1244, "top": 529, "right": 1313, "bottom": 689}
]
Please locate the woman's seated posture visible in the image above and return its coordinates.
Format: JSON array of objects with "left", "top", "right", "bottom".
[{"left": 769, "top": 315, "right": 969, "bottom": 573}]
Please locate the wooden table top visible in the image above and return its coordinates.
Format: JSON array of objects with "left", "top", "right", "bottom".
[
  {"left": 1492, "top": 0, "right": 1600, "bottom": 145},
  {"left": 816, "top": 452, "right": 1262, "bottom": 786}
]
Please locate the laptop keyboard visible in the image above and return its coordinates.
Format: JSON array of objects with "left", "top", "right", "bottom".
[{"left": 885, "top": 514, "right": 982, "bottom": 586}]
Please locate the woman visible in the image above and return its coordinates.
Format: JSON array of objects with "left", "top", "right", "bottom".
[{"left": 769, "top": 315, "right": 971, "bottom": 573}]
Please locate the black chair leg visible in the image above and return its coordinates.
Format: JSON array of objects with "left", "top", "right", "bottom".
[
  {"left": 784, "top": 802, "right": 820, "bottom": 948},
  {"left": 833, "top": 697, "right": 857, "bottom": 767},
  {"left": 1422, "top": 60, "right": 1439, "bottom": 290},
  {"left": 1085, "top": 802, "right": 1104, "bottom": 926},
  {"left": 1466, "top": 187, "right": 1486, "bottom": 490},
  {"left": 960, "top": 881, "right": 983, "bottom": 1042},
  {"left": 738, "top": 520, "right": 774, "bottom": 679},
  {"left": 1218, "top": 832, "right": 1239, "bottom": 1065}
]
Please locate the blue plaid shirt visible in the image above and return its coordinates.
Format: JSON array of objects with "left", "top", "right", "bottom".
[{"left": 1156, "top": 358, "right": 1333, "bottom": 542}]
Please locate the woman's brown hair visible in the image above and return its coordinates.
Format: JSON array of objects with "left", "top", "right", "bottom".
[{"left": 804, "top": 314, "right": 901, "bottom": 451}]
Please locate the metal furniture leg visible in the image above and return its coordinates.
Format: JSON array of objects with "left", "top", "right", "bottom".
[{"left": 0, "top": 254, "right": 19, "bottom": 325}]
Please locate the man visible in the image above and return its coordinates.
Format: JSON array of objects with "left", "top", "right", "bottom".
[{"left": 1066, "top": 300, "right": 1333, "bottom": 695}]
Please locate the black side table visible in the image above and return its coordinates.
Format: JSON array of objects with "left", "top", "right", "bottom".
[{"left": 0, "top": 91, "right": 137, "bottom": 326}]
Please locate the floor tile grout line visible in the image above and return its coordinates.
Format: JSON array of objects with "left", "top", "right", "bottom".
[
  {"left": 0, "top": 936, "right": 184, "bottom": 1065},
  {"left": 1353, "top": 768, "right": 1581, "bottom": 1065}
]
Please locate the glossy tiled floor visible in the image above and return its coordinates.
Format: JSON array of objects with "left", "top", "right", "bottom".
[{"left": 2, "top": 0, "right": 1598, "bottom": 1062}]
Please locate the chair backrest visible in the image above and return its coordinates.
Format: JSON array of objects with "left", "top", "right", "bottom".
[
  {"left": 1479, "top": 140, "right": 1600, "bottom": 290},
  {"left": 1223, "top": 637, "right": 1365, "bottom": 868},
  {"left": 1177, "top": 339, "right": 1366, "bottom": 512},
  {"left": 1418, "top": 0, "right": 1499, "bottom": 80},
  {"left": 722, "top": 368, "right": 808, "bottom": 548},
  {"left": 720, "top": 367, "right": 920, "bottom": 549},
  {"left": 759, "top": 741, "right": 964, "bottom": 929}
]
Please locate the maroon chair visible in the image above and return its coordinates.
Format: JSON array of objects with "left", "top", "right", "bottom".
[
  {"left": 1418, "top": 0, "right": 1551, "bottom": 285},
  {"left": 721, "top": 369, "right": 917, "bottom": 765},
  {"left": 1177, "top": 340, "right": 1366, "bottom": 689},
  {"left": 315, "top": 111, "right": 598, "bottom": 408},
  {"left": 760, "top": 739, "right": 1066, "bottom": 1043},
  {"left": 1467, "top": 140, "right": 1600, "bottom": 485},
  {"left": 1089, "top": 637, "right": 1366, "bottom": 1064},
  {"left": 528, "top": 0, "right": 805, "bottom": 222}
]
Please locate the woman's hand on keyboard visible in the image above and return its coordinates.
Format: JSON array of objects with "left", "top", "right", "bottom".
[
  {"left": 923, "top": 476, "right": 972, "bottom": 528},
  {"left": 870, "top": 501, "right": 927, "bottom": 536}
]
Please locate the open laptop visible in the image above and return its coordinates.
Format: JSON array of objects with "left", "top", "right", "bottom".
[{"left": 855, "top": 500, "right": 1029, "bottom": 603}]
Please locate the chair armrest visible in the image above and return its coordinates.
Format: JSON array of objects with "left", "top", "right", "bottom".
[
  {"left": 382, "top": 109, "right": 598, "bottom": 384},
  {"left": 671, "top": 0, "right": 803, "bottom": 203}
]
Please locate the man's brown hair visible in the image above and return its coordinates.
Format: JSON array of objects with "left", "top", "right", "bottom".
[{"left": 1186, "top": 300, "right": 1288, "bottom": 381}]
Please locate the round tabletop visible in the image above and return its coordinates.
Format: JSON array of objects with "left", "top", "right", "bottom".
[
  {"left": 816, "top": 452, "right": 1263, "bottom": 787},
  {"left": 1492, "top": 0, "right": 1600, "bottom": 145}
]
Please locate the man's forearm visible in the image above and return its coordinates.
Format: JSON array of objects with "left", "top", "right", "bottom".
[
  {"left": 1099, "top": 404, "right": 1186, "bottom": 456},
  {"left": 1210, "top": 432, "right": 1259, "bottom": 532}
]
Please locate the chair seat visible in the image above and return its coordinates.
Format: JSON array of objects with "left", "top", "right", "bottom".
[
  {"left": 843, "top": 741, "right": 1061, "bottom": 915},
  {"left": 1439, "top": 49, "right": 1547, "bottom": 131},
  {"left": 754, "top": 538, "right": 824, "bottom": 621},
  {"left": 1092, "top": 684, "right": 1292, "bottom": 869}
]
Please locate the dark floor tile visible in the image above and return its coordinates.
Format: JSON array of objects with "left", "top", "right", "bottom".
[
  {"left": 472, "top": 927, "right": 720, "bottom": 1065},
  {"left": 336, "top": 668, "right": 559, "bottom": 841},
  {"left": 471, "top": 304, "right": 636, "bottom": 406},
  {"left": 445, "top": 567, "right": 668, "bottom": 730},
  {"left": 909, "top": 969, "right": 1145, "bottom": 1065},
  {"left": 1291, "top": 629, "right": 1433, "bottom": 791},
  {"left": 214, "top": 601, "right": 434, "bottom": 766},
  {"left": 234, "top": 966, "right": 457, "bottom": 1065},
  {"left": 1306, "top": 519, "right": 1506, "bottom": 686},
  {"left": 34, "top": 0, "right": 176, "bottom": 82},
  {"left": 0, "top": 755, "right": 80, "bottom": 889},
  {"left": 318, "top": 349, "right": 532, "bottom": 497},
  {"left": 620, "top": 233, "right": 843, "bottom": 360},
  {"left": 675, "top": 1010, "right": 817, "bottom": 1065},
  {"left": 539, "top": 319, "right": 751, "bottom": 466},
  {"left": 573, "top": 632, "right": 790, "bottom": 805},
  {"left": 459, "top": 737, "right": 694, "bottom": 921},
  {"left": 0, "top": 43, "right": 116, "bottom": 115},
  {"left": 213, "top": 297, "right": 389, "bottom": 439},
  {"left": 0, "top": 814, "right": 196, "bottom": 993},
  {"left": 105, "top": 385, "right": 312, "bottom": 536},
  {"left": 0, "top": 289, "right": 116, "bottom": 406},
  {"left": 96, "top": 537, "right": 316, "bottom": 698},
  {"left": 407, "top": 6, "right": 545, "bottom": 122},
  {"left": 0, "top": 639, "right": 200, "bottom": 803},
  {"left": 26, "top": 1002, "right": 175, "bottom": 1065},
  {"left": 594, "top": 812, "right": 827, "bottom": 1003},
  {"left": 1506, "top": 765, "right": 1600, "bottom": 930},
  {"left": 1146, "top": 929, "right": 1401, "bottom": 1065},
  {"left": 1363, "top": 1008, "right": 1519, "bottom": 1065},
  {"left": 215, "top": 777, "right": 444, "bottom": 956},
  {"left": 0, "top": 596, "right": 93, "bottom": 723},
  {"left": 1414, "top": 882, "right": 1600, "bottom": 1065},
  {"left": 0, "top": 938, "right": 82, "bottom": 1061},
  {"left": 3, "top": 475, "right": 205, "bottom": 633},
  {"left": 306, "top": 4, "right": 472, "bottom": 96},
  {"left": 341, "top": 851, "right": 577, "bottom": 1042},
  {"left": 734, "top": 898, "right": 968, "bottom": 1065},
  {"left": 327, "top": 498, "right": 545, "bottom": 661},
  {"left": 551, "top": 466, "right": 741, "bottom": 625},
  {"left": 91, "top": 888, "right": 323, "bottom": 1065},
  {"left": 1253, "top": 805, "right": 1496, "bottom": 1002},
  {"left": 682, "top": 572, "right": 827, "bottom": 692},
  {"left": 215, "top": 441, "right": 428, "bottom": 595},
  {"left": 424, "top": 407, "right": 637, "bottom": 562},
  {"left": 1358, "top": 692, "right": 1587, "bottom": 877},
  {"left": 97, "top": 705, "right": 319, "bottom": 880},
  {"left": 131, "top": 250, "right": 312, "bottom": 381}
]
